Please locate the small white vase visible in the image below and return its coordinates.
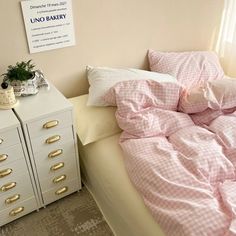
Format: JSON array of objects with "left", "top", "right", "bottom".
[{"left": 8, "top": 70, "right": 44, "bottom": 97}]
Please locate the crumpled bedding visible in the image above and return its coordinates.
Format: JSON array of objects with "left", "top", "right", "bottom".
[{"left": 104, "top": 79, "right": 236, "bottom": 236}]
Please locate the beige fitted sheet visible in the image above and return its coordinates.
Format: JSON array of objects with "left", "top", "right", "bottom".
[{"left": 79, "top": 133, "right": 164, "bottom": 236}]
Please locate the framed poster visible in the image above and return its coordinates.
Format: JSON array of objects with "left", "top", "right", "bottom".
[{"left": 21, "top": 0, "right": 75, "bottom": 53}]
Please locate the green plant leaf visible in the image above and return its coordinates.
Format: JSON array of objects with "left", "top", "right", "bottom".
[{"left": 1, "top": 60, "right": 35, "bottom": 81}]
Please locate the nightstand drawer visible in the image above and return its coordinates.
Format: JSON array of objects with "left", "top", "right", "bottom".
[
  {"left": 0, "top": 159, "right": 29, "bottom": 185},
  {"left": 0, "top": 197, "right": 37, "bottom": 227},
  {"left": 0, "top": 144, "right": 25, "bottom": 168},
  {"left": 36, "top": 152, "right": 77, "bottom": 180},
  {"left": 27, "top": 111, "right": 72, "bottom": 138},
  {"left": 34, "top": 141, "right": 76, "bottom": 167},
  {"left": 0, "top": 174, "right": 34, "bottom": 198},
  {"left": 30, "top": 127, "right": 74, "bottom": 153},
  {"left": 0, "top": 128, "right": 21, "bottom": 150},
  {"left": 39, "top": 165, "right": 78, "bottom": 192},
  {"left": 0, "top": 177, "right": 35, "bottom": 210},
  {"left": 42, "top": 179, "right": 79, "bottom": 205}
]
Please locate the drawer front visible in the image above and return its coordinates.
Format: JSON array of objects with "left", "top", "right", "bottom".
[
  {"left": 0, "top": 174, "right": 34, "bottom": 199},
  {"left": 39, "top": 164, "right": 78, "bottom": 192},
  {"left": 0, "top": 159, "right": 29, "bottom": 185},
  {"left": 42, "top": 179, "right": 79, "bottom": 205},
  {"left": 0, "top": 128, "right": 21, "bottom": 150},
  {"left": 0, "top": 144, "right": 25, "bottom": 168},
  {"left": 27, "top": 111, "right": 72, "bottom": 139},
  {"left": 36, "top": 152, "right": 77, "bottom": 181},
  {"left": 31, "top": 126, "right": 74, "bottom": 154},
  {"left": 34, "top": 141, "right": 76, "bottom": 168},
  {"left": 0, "top": 178, "right": 35, "bottom": 210},
  {"left": 0, "top": 197, "right": 37, "bottom": 227}
]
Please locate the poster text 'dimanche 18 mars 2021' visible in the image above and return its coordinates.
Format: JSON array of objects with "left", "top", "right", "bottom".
[{"left": 21, "top": 0, "right": 75, "bottom": 53}]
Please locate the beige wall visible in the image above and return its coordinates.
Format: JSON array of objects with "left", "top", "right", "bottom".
[{"left": 0, "top": 0, "right": 224, "bottom": 97}]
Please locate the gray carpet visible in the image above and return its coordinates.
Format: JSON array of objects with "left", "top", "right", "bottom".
[{"left": 0, "top": 187, "right": 114, "bottom": 236}]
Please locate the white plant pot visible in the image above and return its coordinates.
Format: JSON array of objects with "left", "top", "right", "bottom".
[{"left": 8, "top": 70, "right": 45, "bottom": 97}]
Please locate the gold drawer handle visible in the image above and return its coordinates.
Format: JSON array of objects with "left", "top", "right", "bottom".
[
  {"left": 46, "top": 135, "right": 61, "bottom": 144},
  {"left": 53, "top": 174, "right": 66, "bottom": 184},
  {"left": 0, "top": 154, "right": 8, "bottom": 162},
  {"left": 1, "top": 182, "right": 16, "bottom": 192},
  {"left": 0, "top": 168, "right": 13, "bottom": 178},
  {"left": 48, "top": 149, "right": 63, "bottom": 159},
  {"left": 9, "top": 207, "right": 24, "bottom": 217},
  {"left": 5, "top": 194, "right": 21, "bottom": 205},
  {"left": 50, "top": 162, "right": 64, "bottom": 171},
  {"left": 55, "top": 186, "right": 68, "bottom": 195},
  {"left": 43, "top": 120, "right": 59, "bottom": 129}
]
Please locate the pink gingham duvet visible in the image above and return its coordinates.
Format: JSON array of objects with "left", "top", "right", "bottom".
[{"left": 104, "top": 79, "right": 236, "bottom": 236}]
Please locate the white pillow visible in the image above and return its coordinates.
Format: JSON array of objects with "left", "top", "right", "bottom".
[
  {"left": 69, "top": 94, "right": 121, "bottom": 145},
  {"left": 87, "top": 66, "right": 178, "bottom": 106}
]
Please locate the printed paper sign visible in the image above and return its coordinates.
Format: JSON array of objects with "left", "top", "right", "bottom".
[{"left": 21, "top": 0, "right": 75, "bottom": 53}]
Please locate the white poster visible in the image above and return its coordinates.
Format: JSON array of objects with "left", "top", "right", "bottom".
[{"left": 21, "top": 0, "right": 75, "bottom": 53}]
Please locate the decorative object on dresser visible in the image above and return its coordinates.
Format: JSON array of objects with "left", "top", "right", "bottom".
[
  {"left": 1, "top": 60, "right": 49, "bottom": 96},
  {"left": 0, "top": 82, "right": 18, "bottom": 110},
  {"left": 12, "top": 83, "right": 81, "bottom": 207},
  {"left": 0, "top": 109, "right": 38, "bottom": 227}
]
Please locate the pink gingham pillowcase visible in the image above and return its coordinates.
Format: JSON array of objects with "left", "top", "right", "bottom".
[{"left": 148, "top": 50, "right": 224, "bottom": 89}]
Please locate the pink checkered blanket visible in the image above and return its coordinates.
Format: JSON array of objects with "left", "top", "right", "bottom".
[{"left": 104, "top": 79, "right": 236, "bottom": 236}]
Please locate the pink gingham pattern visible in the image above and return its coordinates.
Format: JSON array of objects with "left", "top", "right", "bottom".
[
  {"left": 148, "top": 50, "right": 224, "bottom": 89},
  {"left": 178, "top": 86, "right": 208, "bottom": 113},
  {"left": 104, "top": 80, "right": 236, "bottom": 236},
  {"left": 180, "top": 77, "right": 236, "bottom": 126}
]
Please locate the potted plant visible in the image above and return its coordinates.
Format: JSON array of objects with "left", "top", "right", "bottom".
[{"left": 1, "top": 60, "right": 45, "bottom": 96}]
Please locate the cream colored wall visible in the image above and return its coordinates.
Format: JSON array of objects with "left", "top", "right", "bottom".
[{"left": 0, "top": 0, "right": 224, "bottom": 97}]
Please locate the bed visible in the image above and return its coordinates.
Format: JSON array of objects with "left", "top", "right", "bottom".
[
  {"left": 68, "top": 50, "right": 236, "bottom": 236},
  {"left": 69, "top": 95, "right": 164, "bottom": 236}
]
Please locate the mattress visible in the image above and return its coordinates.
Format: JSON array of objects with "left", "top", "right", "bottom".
[{"left": 78, "top": 133, "right": 164, "bottom": 236}]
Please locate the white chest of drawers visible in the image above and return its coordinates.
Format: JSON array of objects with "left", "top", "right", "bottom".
[
  {"left": 13, "top": 85, "right": 81, "bottom": 207},
  {"left": 0, "top": 110, "right": 38, "bottom": 226}
]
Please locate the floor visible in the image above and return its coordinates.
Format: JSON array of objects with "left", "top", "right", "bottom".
[{"left": 0, "top": 187, "right": 114, "bottom": 236}]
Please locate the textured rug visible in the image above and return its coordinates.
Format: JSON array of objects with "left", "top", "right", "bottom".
[{"left": 0, "top": 187, "right": 113, "bottom": 236}]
